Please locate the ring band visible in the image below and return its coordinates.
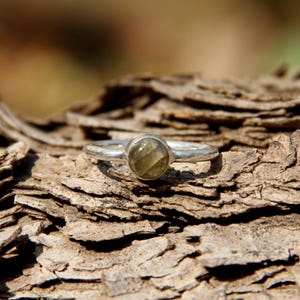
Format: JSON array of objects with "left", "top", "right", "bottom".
[{"left": 84, "top": 134, "right": 219, "bottom": 180}]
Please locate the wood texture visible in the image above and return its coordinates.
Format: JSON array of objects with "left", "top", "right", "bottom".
[{"left": 0, "top": 73, "right": 299, "bottom": 299}]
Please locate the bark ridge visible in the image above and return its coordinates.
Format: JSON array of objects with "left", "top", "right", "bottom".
[{"left": 0, "top": 74, "right": 299, "bottom": 299}]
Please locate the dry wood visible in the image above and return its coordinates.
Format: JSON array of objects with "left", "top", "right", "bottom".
[{"left": 0, "top": 73, "right": 300, "bottom": 299}]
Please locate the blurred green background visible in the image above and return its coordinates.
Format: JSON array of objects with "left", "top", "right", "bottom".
[{"left": 0, "top": 0, "right": 299, "bottom": 116}]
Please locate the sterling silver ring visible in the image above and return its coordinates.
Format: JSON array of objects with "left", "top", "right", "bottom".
[{"left": 84, "top": 134, "right": 219, "bottom": 181}]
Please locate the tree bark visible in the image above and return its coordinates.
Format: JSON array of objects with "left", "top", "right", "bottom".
[{"left": 0, "top": 73, "right": 299, "bottom": 299}]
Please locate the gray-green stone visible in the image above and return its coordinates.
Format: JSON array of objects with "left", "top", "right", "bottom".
[{"left": 127, "top": 137, "right": 169, "bottom": 180}]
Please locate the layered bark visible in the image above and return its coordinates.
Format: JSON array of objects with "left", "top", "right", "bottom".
[{"left": 0, "top": 74, "right": 299, "bottom": 299}]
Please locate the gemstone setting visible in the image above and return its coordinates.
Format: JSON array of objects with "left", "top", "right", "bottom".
[{"left": 126, "top": 134, "right": 170, "bottom": 180}]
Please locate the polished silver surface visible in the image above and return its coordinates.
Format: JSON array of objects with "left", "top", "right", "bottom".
[
  {"left": 84, "top": 140, "right": 127, "bottom": 161},
  {"left": 84, "top": 135, "right": 219, "bottom": 163},
  {"left": 167, "top": 140, "right": 219, "bottom": 162}
]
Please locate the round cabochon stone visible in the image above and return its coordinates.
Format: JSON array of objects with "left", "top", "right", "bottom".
[{"left": 127, "top": 135, "right": 170, "bottom": 180}]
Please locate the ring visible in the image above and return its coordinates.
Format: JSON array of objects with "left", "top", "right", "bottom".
[{"left": 84, "top": 134, "right": 219, "bottom": 181}]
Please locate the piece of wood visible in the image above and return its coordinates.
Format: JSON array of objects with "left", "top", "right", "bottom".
[{"left": 0, "top": 73, "right": 299, "bottom": 299}]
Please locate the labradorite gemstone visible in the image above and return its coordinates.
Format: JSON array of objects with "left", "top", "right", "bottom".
[{"left": 127, "top": 136, "right": 170, "bottom": 180}]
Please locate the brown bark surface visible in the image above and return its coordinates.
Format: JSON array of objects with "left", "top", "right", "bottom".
[{"left": 0, "top": 73, "right": 300, "bottom": 299}]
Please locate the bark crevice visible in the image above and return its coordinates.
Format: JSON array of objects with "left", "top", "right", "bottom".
[{"left": 0, "top": 73, "right": 299, "bottom": 299}]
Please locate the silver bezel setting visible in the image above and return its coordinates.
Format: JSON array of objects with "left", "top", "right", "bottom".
[{"left": 125, "top": 134, "right": 171, "bottom": 180}]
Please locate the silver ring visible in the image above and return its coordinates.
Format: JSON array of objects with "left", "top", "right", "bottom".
[{"left": 84, "top": 134, "right": 219, "bottom": 180}]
